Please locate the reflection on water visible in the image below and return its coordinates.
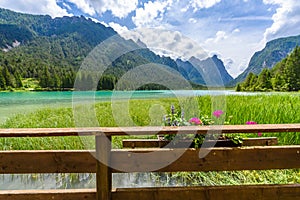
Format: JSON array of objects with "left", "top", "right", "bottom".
[
  {"left": 0, "top": 173, "right": 189, "bottom": 190},
  {"left": 0, "top": 174, "right": 94, "bottom": 190}
]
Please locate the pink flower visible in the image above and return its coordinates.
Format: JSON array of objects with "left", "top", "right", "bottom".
[
  {"left": 189, "top": 117, "right": 202, "bottom": 125},
  {"left": 257, "top": 132, "right": 262, "bottom": 137},
  {"left": 246, "top": 121, "right": 257, "bottom": 125},
  {"left": 213, "top": 110, "right": 224, "bottom": 118}
]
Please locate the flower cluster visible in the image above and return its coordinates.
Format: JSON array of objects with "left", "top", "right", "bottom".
[
  {"left": 189, "top": 117, "right": 202, "bottom": 125},
  {"left": 163, "top": 105, "right": 224, "bottom": 127},
  {"left": 163, "top": 105, "right": 224, "bottom": 146},
  {"left": 163, "top": 105, "right": 262, "bottom": 147},
  {"left": 213, "top": 110, "right": 224, "bottom": 118}
]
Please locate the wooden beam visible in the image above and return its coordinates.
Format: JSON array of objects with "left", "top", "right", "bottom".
[
  {"left": 1, "top": 146, "right": 300, "bottom": 174},
  {"left": 112, "top": 184, "right": 300, "bottom": 200},
  {"left": 122, "top": 137, "right": 278, "bottom": 148},
  {"left": 96, "top": 135, "right": 112, "bottom": 200},
  {"left": 1, "top": 185, "right": 299, "bottom": 200},
  {"left": 111, "top": 146, "right": 300, "bottom": 172},
  {"left": 242, "top": 137, "right": 278, "bottom": 146},
  {"left": 0, "top": 150, "right": 96, "bottom": 174},
  {"left": 0, "top": 189, "right": 96, "bottom": 200},
  {"left": 0, "top": 124, "right": 299, "bottom": 137}
]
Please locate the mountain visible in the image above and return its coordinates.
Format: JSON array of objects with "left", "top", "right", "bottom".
[
  {"left": 232, "top": 35, "right": 300, "bottom": 85},
  {"left": 236, "top": 46, "right": 300, "bottom": 92},
  {"left": 177, "top": 55, "right": 233, "bottom": 86},
  {"left": 0, "top": 8, "right": 183, "bottom": 90},
  {"left": 0, "top": 8, "right": 232, "bottom": 90},
  {"left": 198, "top": 55, "right": 233, "bottom": 85}
]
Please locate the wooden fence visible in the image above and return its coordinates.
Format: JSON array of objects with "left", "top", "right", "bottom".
[{"left": 0, "top": 124, "right": 300, "bottom": 200}]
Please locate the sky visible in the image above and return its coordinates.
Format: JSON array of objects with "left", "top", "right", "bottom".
[{"left": 1, "top": 0, "right": 300, "bottom": 78}]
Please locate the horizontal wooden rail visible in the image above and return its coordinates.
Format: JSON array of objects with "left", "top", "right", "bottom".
[
  {"left": 0, "top": 150, "right": 96, "bottom": 173},
  {"left": 113, "top": 146, "right": 300, "bottom": 172},
  {"left": 1, "top": 184, "right": 300, "bottom": 200},
  {"left": 0, "top": 123, "right": 299, "bottom": 137},
  {"left": 122, "top": 137, "right": 279, "bottom": 148},
  {"left": 1, "top": 146, "right": 300, "bottom": 174},
  {"left": 0, "top": 189, "right": 96, "bottom": 200},
  {"left": 112, "top": 184, "right": 300, "bottom": 200}
]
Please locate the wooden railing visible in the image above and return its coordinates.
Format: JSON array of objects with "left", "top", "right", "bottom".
[{"left": 0, "top": 124, "right": 300, "bottom": 200}]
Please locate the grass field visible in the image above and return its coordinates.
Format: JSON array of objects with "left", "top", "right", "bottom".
[
  {"left": 1, "top": 94, "right": 299, "bottom": 149},
  {"left": 0, "top": 94, "right": 299, "bottom": 186}
]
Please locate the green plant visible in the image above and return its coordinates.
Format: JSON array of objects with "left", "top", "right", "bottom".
[{"left": 163, "top": 105, "right": 244, "bottom": 147}]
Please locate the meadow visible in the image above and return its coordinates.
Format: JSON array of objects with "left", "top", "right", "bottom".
[{"left": 0, "top": 94, "right": 300, "bottom": 186}]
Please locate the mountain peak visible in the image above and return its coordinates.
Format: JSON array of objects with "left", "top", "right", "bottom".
[{"left": 176, "top": 55, "right": 233, "bottom": 86}]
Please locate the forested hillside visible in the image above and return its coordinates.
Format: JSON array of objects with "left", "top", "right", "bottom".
[
  {"left": 236, "top": 46, "right": 300, "bottom": 92},
  {"left": 232, "top": 35, "right": 300, "bottom": 86},
  {"left": 0, "top": 8, "right": 235, "bottom": 91},
  {"left": 0, "top": 8, "right": 184, "bottom": 91}
]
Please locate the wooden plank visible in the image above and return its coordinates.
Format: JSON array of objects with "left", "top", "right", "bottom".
[
  {"left": 122, "top": 137, "right": 278, "bottom": 148},
  {"left": 0, "top": 189, "right": 96, "bottom": 200},
  {"left": 1, "top": 185, "right": 299, "bottom": 200},
  {"left": 111, "top": 146, "right": 300, "bottom": 172},
  {"left": 0, "top": 150, "right": 96, "bottom": 174},
  {"left": 112, "top": 184, "right": 300, "bottom": 200},
  {"left": 242, "top": 137, "right": 278, "bottom": 146},
  {"left": 0, "top": 128, "right": 93, "bottom": 137},
  {"left": 0, "top": 124, "right": 299, "bottom": 137},
  {"left": 122, "top": 139, "right": 169, "bottom": 148},
  {"left": 96, "top": 135, "right": 112, "bottom": 200},
  {"left": 1, "top": 146, "right": 300, "bottom": 174}
]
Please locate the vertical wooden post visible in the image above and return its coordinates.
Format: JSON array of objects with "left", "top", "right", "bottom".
[{"left": 96, "top": 135, "right": 112, "bottom": 200}]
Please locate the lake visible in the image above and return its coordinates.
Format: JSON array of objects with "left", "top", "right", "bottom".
[{"left": 0, "top": 90, "right": 254, "bottom": 124}]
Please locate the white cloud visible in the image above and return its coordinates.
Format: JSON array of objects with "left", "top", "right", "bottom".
[
  {"left": 224, "top": 58, "right": 233, "bottom": 70},
  {"left": 109, "top": 22, "right": 129, "bottom": 34},
  {"left": 67, "top": 0, "right": 95, "bottom": 15},
  {"left": 203, "top": 29, "right": 262, "bottom": 77},
  {"left": 0, "top": 0, "right": 70, "bottom": 17},
  {"left": 67, "top": 0, "right": 138, "bottom": 18},
  {"left": 188, "top": 18, "right": 197, "bottom": 24},
  {"left": 118, "top": 28, "right": 208, "bottom": 60},
  {"left": 62, "top": 2, "right": 72, "bottom": 10},
  {"left": 233, "top": 28, "right": 240, "bottom": 33},
  {"left": 263, "top": 0, "right": 300, "bottom": 42},
  {"left": 205, "top": 31, "right": 227, "bottom": 43},
  {"left": 189, "top": 0, "right": 222, "bottom": 11},
  {"left": 132, "top": 0, "right": 173, "bottom": 28}
]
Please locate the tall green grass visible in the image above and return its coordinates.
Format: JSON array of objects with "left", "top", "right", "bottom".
[{"left": 1, "top": 94, "right": 300, "bottom": 149}]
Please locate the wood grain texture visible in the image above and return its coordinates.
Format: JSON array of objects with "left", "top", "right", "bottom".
[
  {"left": 0, "top": 124, "right": 299, "bottom": 137},
  {"left": 111, "top": 146, "right": 300, "bottom": 172},
  {"left": 96, "top": 135, "right": 112, "bottom": 200},
  {"left": 0, "top": 189, "right": 96, "bottom": 200},
  {"left": 122, "top": 137, "right": 278, "bottom": 148},
  {"left": 112, "top": 184, "right": 300, "bottom": 200},
  {"left": 0, "top": 150, "right": 96, "bottom": 174},
  {"left": 1, "top": 146, "right": 299, "bottom": 174},
  {"left": 1, "top": 185, "right": 300, "bottom": 200}
]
